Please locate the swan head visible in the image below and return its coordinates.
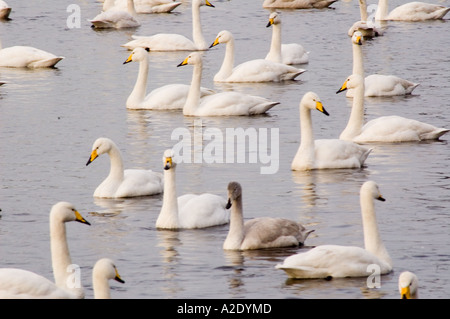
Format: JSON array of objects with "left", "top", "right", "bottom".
[
  {"left": 361, "top": 181, "right": 385, "bottom": 202},
  {"left": 336, "top": 74, "right": 364, "bottom": 94},
  {"left": 226, "top": 181, "right": 242, "bottom": 208},
  {"left": 352, "top": 31, "right": 363, "bottom": 45},
  {"left": 209, "top": 30, "right": 233, "bottom": 48},
  {"left": 86, "top": 137, "right": 116, "bottom": 166},
  {"left": 123, "top": 47, "right": 150, "bottom": 64},
  {"left": 193, "top": 0, "right": 215, "bottom": 8},
  {"left": 163, "top": 149, "right": 177, "bottom": 170},
  {"left": 177, "top": 52, "right": 203, "bottom": 67},
  {"left": 398, "top": 271, "right": 419, "bottom": 299},
  {"left": 93, "top": 258, "right": 125, "bottom": 284},
  {"left": 50, "top": 201, "right": 91, "bottom": 225},
  {"left": 301, "top": 92, "right": 329, "bottom": 116},
  {"left": 266, "top": 11, "right": 281, "bottom": 28}
]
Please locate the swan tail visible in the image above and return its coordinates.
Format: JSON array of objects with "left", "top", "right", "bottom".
[
  {"left": 251, "top": 102, "right": 280, "bottom": 115},
  {"left": 0, "top": 7, "right": 11, "bottom": 20},
  {"left": 282, "top": 69, "right": 306, "bottom": 81},
  {"left": 150, "top": 2, "right": 182, "bottom": 13},
  {"left": 28, "top": 57, "right": 64, "bottom": 68},
  {"left": 424, "top": 128, "right": 450, "bottom": 140}
]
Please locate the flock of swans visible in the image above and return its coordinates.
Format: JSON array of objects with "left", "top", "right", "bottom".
[{"left": 1, "top": 0, "right": 448, "bottom": 299}]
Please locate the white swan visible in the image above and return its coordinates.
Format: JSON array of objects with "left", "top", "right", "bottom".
[
  {"left": 265, "top": 11, "right": 309, "bottom": 65},
  {"left": 276, "top": 181, "right": 393, "bottom": 279},
  {"left": 91, "top": 0, "right": 140, "bottom": 29},
  {"left": 210, "top": 30, "right": 305, "bottom": 83},
  {"left": 105, "top": 0, "right": 181, "bottom": 13},
  {"left": 0, "top": 202, "right": 91, "bottom": 298},
  {"left": 123, "top": 47, "right": 214, "bottom": 110},
  {"left": 399, "top": 271, "right": 419, "bottom": 299},
  {"left": 177, "top": 52, "right": 280, "bottom": 116},
  {"left": 0, "top": 0, "right": 11, "bottom": 19},
  {"left": 92, "top": 258, "right": 125, "bottom": 299},
  {"left": 348, "top": 0, "right": 382, "bottom": 38},
  {"left": 224, "top": 181, "right": 313, "bottom": 250},
  {"left": 86, "top": 137, "right": 163, "bottom": 198},
  {"left": 262, "top": 0, "right": 338, "bottom": 9},
  {"left": 375, "top": 0, "right": 449, "bottom": 21},
  {"left": 156, "top": 149, "right": 229, "bottom": 229},
  {"left": 122, "top": 0, "right": 214, "bottom": 51},
  {"left": 0, "top": 39, "right": 64, "bottom": 68},
  {"left": 347, "top": 31, "right": 418, "bottom": 97},
  {"left": 291, "top": 91, "right": 372, "bottom": 171}
]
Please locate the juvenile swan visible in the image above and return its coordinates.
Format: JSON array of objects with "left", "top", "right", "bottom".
[
  {"left": 0, "top": 202, "right": 90, "bottom": 299},
  {"left": 398, "top": 271, "right": 419, "bottom": 299},
  {"left": 276, "top": 181, "right": 392, "bottom": 279},
  {"left": 291, "top": 92, "right": 372, "bottom": 171},
  {"left": 86, "top": 137, "right": 163, "bottom": 198},
  {"left": 156, "top": 149, "right": 229, "bottom": 229},
  {"left": 224, "top": 182, "right": 312, "bottom": 250}
]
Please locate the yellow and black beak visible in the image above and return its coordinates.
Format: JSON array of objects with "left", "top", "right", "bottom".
[
  {"left": 401, "top": 286, "right": 411, "bottom": 299},
  {"left": 86, "top": 149, "right": 98, "bottom": 166},
  {"left": 266, "top": 17, "right": 274, "bottom": 28},
  {"left": 336, "top": 80, "right": 348, "bottom": 94},
  {"left": 75, "top": 210, "right": 91, "bottom": 226},
  {"left": 123, "top": 52, "right": 133, "bottom": 64},
  {"left": 209, "top": 37, "right": 220, "bottom": 48},
  {"left": 205, "top": 0, "right": 215, "bottom": 7},
  {"left": 316, "top": 101, "right": 329, "bottom": 116},
  {"left": 377, "top": 194, "right": 386, "bottom": 202},
  {"left": 177, "top": 56, "right": 189, "bottom": 67},
  {"left": 354, "top": 34, "right": 362, "bottom": 45},
  {"left": 164, "top": 157, "right": 173, "bottom": 170},
  {"left": 114, "top": 266, "right": 125, "bottom": 284}
]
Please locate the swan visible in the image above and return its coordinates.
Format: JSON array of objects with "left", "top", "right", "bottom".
[
  {"left": 91, "top": 0, "right": 140, "bottom": 29},
  {"left": 291, "top": 91, "right": 372, "bottom": 171},
  {"left": 123, "top": 47, "right": 214, "bottom": 110},
  {"left": 0, "top": 202, "right": 91, "bottom": 298},
  {"left": 375, "top": 0, "right": 449, "bottom": 21},
  {"left": 348, "top": 0, "right": 382, "bottom": 38},
  {"left": 262, "top": 0, "right": 338, "bottom": 9},
  {"left": 0, "top": 0, "right": 11, "bottom": 19},
  {"left": 347, "top": 31, "right": 419, "bottom": 97},
  {"left": 265, "top": 11, "right": 309, "bottom": 65},
  {"left": 104, "top": 0, "right": 181, "bottom": 13},
  {"left": 210, "top": 30, "right": 305, "bottom": 83},
  {"left": 122, "top": 0, "right": 214, "bottom": 51},
  {"left": 156, "top": 149, "right": 229, "bottom": 229},
  {"left": 224, "top": 181, "right": 313, "bottom": 250},
  {"left": 92, "top": 258, "right": 125, "bottom": 299},
  {"left": 276, "top": 181, "right": 393, "bottom": 279},
  {"left": 86, "top": 137, "right": 163, "bottom": 198},
  {"left": 399, "top": 271, "right": 419, "bottom": 299},
  {"left": 177, "top": 52, "right": 280, "bottom": 116},
  {"left": 0, "top": 39, "right": 64, "bottom": 68}
]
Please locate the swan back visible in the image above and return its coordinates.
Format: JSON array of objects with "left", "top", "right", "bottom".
[
  {"left": 93, "top": 258, "right": 125, "bottom": 299},
  {"left": 398, "top": 271, "right": 419, "bottom": 299}
]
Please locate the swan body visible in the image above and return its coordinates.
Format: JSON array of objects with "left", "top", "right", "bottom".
[
  {"left": 0, "top": 202, "right": 91, "bottom": 299},
  {"left": 0, "top": 41, "right": 63, "bottom": 68},
  {"left": 375, "top": 0, "right": 449, "bottom": 21},
  {"left": 156, "top": 149, "right": 229, "bottom": 229},
  {"left": 263, "top": 0, "right": 338, "bottom": 9},
  {"left": 122, "top": 0, "right": 214, "bottom": 51},
  {"left": 348, "top": 0, "right": 382, "bottom": 38},
  {"left": 92, "top": 258, "right": 125, "bottom": 299},
  {"left": 399, "top": 271, "right": 419, "bottom": 299},
  {"left": 265, "top": 11, "right": 309, "bottom": 65},
  {"left": 178, "top": 52, "right": 280, "bottom": 116},
  {"left": 210, "top": 30, "right": 305, "bottom": 82},
  {"left": 276, "top": 181, "right": 393, "bottom": 279},
  {"left": 86, "top": 137, "right": 163, "bottom": 198},
  {"left": 91, "top": 0, "right": 140, "bottom": 29},
  {"left": 123, "top": 47, "right": 214, "bottom": 110},
  {"left": 105, "top": 0, "right": 181, "bottom": 13},
  {"left": 0, "top": 0, "right": 11, "bottom": 19},
  {"left": 291, "top": 92, "right": 372, "bottom": 171},
  {"left": 224, "top": 182, "right": 312, "bottom": 250}
]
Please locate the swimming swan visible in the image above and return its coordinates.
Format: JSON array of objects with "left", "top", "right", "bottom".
[
  {"left": 86, "top": 137, "right": 163, "bottom": 198},
  {"left": 348, "top": 0, "right": 382, "bottom": 38},
  {"left": 265, "top": 11, "right": 309, "bottom": 65},
  {"left": 104, "top": 0, "right": 181, "bottom": 13},
  {"left": 156, "top": 149, "right": 229, "bottom": 229},
  {"left": 91, "top": 0, "right": 140, "bottom": 29},
  {"left": 276, "top": 181, "right": 393, "bottom": 279},
  {"left": 375, "top": 0, "right": 449, "bottom": 21},
  {"left": 224, "top": 181, "right": 313, "bottom": 250},
  {"left": 92, "top": 258, "right": 125, "bottom": 299},
  {"left": 262, "top": 0, "right": 338, "bottom": 9},
  {"left": 123, "top": 47, "right": 214, "bottom": 110},
  {"left": 210, "top": 30, "right": 305, "bottom": 82},
  {"left": 0, "top": 39, "right": 64, "bottom": 68},
  {"left": 122, "top": 0, "right": 214, "bottom": 51},
  {"left": 177, "top": 52, "right": 280, "bottom": 116},
  {"left": 399, "top": 271, "right": 419, "bottom": 299},
  {"left": 0, "top": 202, "right": 90, "bottom": 298},
  {"left": 291, "top": 92, "right": 372, "bottom": 171},
  {"left": 0, "top": 0, "right": 11, "bottom": 19}
]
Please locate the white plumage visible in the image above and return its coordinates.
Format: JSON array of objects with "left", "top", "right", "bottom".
[
  {"left": 0, "top": 39, "right": 63, "bottom": 68},
  {"left": 91, "top": 0, "right": 140, "bottom": 29},
  {"left": 262, "top": 0, "right": 337, "bottom": 9},
  {"left": 375, "top": 0, "right": 450, "bottom": 21}
]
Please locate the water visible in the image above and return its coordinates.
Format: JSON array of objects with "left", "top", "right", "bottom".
[{"left": 0, "top": 0, "right": 449, "bottom": 299}]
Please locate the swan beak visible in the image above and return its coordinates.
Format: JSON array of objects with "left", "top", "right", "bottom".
[
  {"left": 75, "top": 211, "right": 91, "bottom": 226},
  {"left": 401, "top": 286, "right": 411, "bottom": 299},
  {"left": 226, "top": 199, "right": 232, "bottom": 209},
  {"left": 86, "top": 150, "right": 98, "bottom": 166},
  {"left": 209, "top": 37, "right": 220, "bottom": 48},
  {"left": 354, "top": 35, "right": 362, "bottom": 45},
  {"left": 123, "top": 53, "right": 133, "bottom": 64},
  {"left": 205, "top": 0, "right": 215, "bottom": 7},
  {"left": 377, "top": 195, "right": 386, "bottom": 202},
  {"left": 336, "top": 80, "right": 348, "bottom": 94},
  {"left": 177, "top": 57, "right": 189, "bottom": 67},
  {"left": 164, "top": 157, "right": 173, "bottom": 170},
  {"left": 114, "top": 267, "right": 125, "bottom": 284},
  {"left": 316, "top": 101, "right": 329, "bottom": 116},
  {"left": 266, "top": 18, "right": 274, "bottom": 28}
]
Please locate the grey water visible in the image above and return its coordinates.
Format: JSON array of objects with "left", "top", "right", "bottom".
[{"left": 0, "top": 0, "right": 449, "bottom": 299}]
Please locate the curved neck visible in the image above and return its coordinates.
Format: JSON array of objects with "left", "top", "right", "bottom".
[
  {"left": 375, "top": 0, "right": 389, "bottom": 20},
  {"left": 127, "top": 56, "right": 149, "bottom": 107},
  {"left": 107, "top": 146, "right": 125, "bottom": 182},
  {"left": 215, "top": 37, "right": 235, "bottom": 81},
  {"left": 93, "top": 274, "right": 111, "bottom": 299},
  {"left": 224, "top": 197, "right": 245, "bottom": 250},
  {"left": 157, "top": 168, "right": 179, "bottom": 228},
  {"left": 192, "top": 2, "right": 207, "bottom": 49},
  {"left": 183, "top": 60, "right": 203, "bottom": 115},
  {"left": 267, "top": 23, "right": 282, "bottom": 63}
]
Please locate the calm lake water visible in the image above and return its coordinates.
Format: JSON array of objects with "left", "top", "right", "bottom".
[{"left": 0, "top": 0, "right": 449, "bottom": 299}]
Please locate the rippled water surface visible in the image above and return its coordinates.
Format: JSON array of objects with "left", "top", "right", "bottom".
[{"left": 1, "top": 0, "right": 449, "bottom": 299}]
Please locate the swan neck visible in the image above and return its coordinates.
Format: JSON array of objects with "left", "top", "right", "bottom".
[
  {"left": 191, "top": 2, "right": 207, "bottom": 49},
  {"left": 127, "top": 56, "right": 149, "bottom": 107},
  {"left": 157, "top": 167, "right": 180, "bottom": 228},
  {"left": 216, "top": 37, "right": 235, "bottom": 81},
  {"left": 224, "top": 197, "right": 245, "bottom": 250},
  {"left": 183, "top": 60, "right": 203, "bottom": 115},
  {"left": 50, "top": 217, "right": 72, "bottom": 288},
  {"left": 108, "top": 146, "right": 125, "bottom": 181},
  {"left": 359, "top": 0, "right": 368, "bottom": 21},
  {"left": 267, "top": 23, "right": 282, "bottom": 63},
  {"left": 103, "top": 0, "right": 115, "bottom": 10},
  {"left": 352, "top": 42, "right": 364, "bottom": 76},
  {"left": 375, "top": 0, "right": 389, "bottom": 20},
  {"left": 93, "top": 274, "right": 111, "bottom": 299},
  {"left": 127, "top": 0, "right": 137, "bottom": 16},
  {"left": 340, "top": 81, "right": 365, "bottom": 141}
]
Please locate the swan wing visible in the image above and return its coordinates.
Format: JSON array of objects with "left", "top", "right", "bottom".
[
  {"left": 388, "top": 2, "right": 450, "bottom": 21},
  {"left": 115, "top": 169, "right": 163, "bottom": 197},
  {"left": 123, "top": 34, "right": 197, "bottom": 51},
  {"left": 178, "top": 193, "right": 229, "bottom": 228},
  {"left": 312, "top": 139, "right": 372, "bottom": 169},
  {"left": 0, "top": 46, "right": 63, "bottom": 68},
  {"left": 281, "top": 43, "right": 309, "bottom": 65},
  {"left": 91, "top": 10, "right": 140, "bottom": 28},
  {"left": 225, "top": 59, "right": 305, "bottom": 82}
]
